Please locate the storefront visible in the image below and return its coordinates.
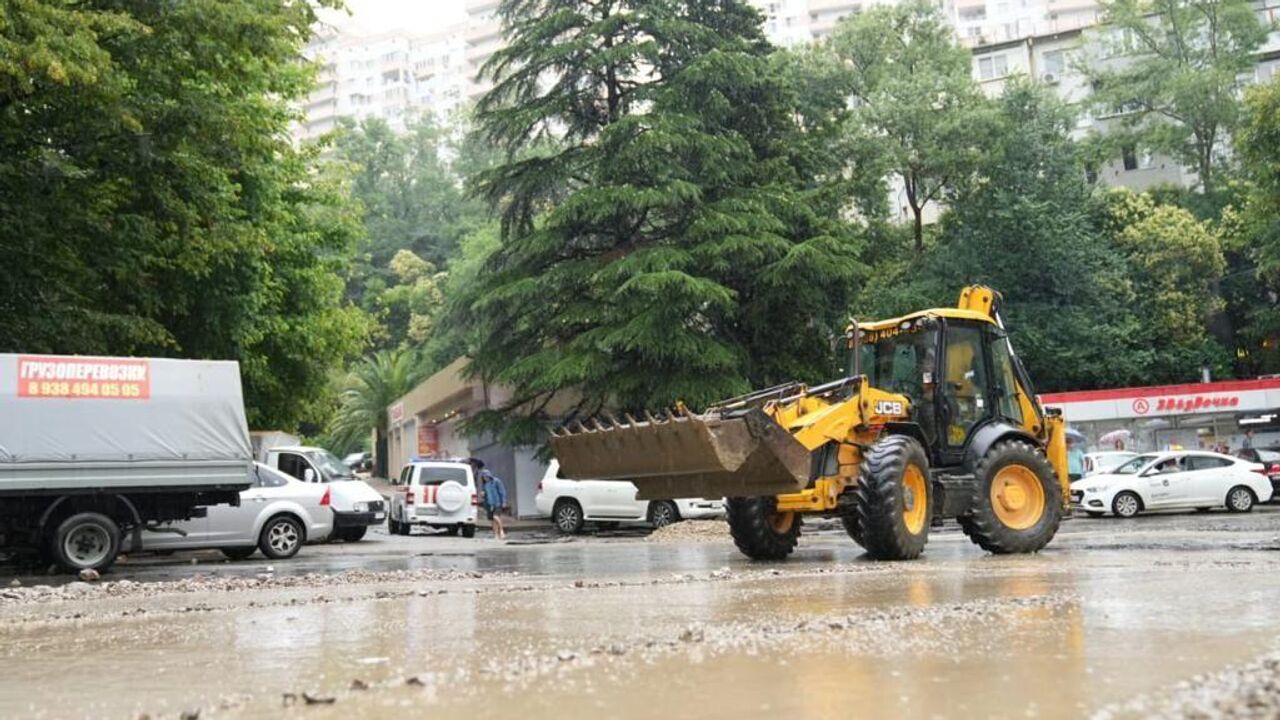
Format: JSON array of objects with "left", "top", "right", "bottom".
[
  {"left": 384, "top": 357, "right": 553, "bottom": 519},
  {"left": 1041, "top": 378, "right": 1280, "bottom": 453}
]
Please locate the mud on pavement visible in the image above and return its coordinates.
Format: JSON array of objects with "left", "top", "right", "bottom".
[{"left": 4, "top": 513, "right": 1280, "bottom": 719}]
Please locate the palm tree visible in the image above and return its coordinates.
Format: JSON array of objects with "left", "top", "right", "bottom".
[{"left": 327, "top": 349, "right": 426, "bottom": 478}]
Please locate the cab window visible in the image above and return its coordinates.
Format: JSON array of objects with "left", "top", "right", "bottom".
[
  {"left": 942, "top": 325, "right": 990, "bottom": 446},
  {"left": 990, "top": 335, "right": 1024, "bottom": 425},
  {"left": 276, "top": 452, "right": 308, "bottom": 482}
]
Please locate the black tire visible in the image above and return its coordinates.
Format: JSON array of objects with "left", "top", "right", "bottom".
[
  {"left": 445, "top": 525, "right": 460, "bottom": 537},
  {"left": 1111, "top": 491, "right": 1142, "bottom": 519},
  {"left": 51, "top": 512, "right": 121, "bottom": 573},
  {"left": 461, "top": 524, "right": 476, "bottom": 539},
  {"left": 220, "top": 547, "right": 256, "bottom": 561},
  {"left": 959, "top": 440, "right": 1063, "bottom": 554},
  {"left": 854, "top": 435, "right": 932, "bottom": 560},
  {"left": 553, "top": 498, "right": 585, "bottom": 535},
  {"left": 258, "top": 515, "right": 305, "bottom": 560},
  {"left": 648, "top": 500, "right": 680, "bottom": 529},
  {"left": 1226, "top": 485, "right": 1256, "bottom": 513},
  {"left": 387, "top": 516, "right": 401, "bottom": 535},
  {"left": 839, "top": 512, "right": 865, "bottom": 548},
  {"left": 338, "top": 526, "right": 367, "bottom": 543},
  {"left": 725, "top": 496, "right": 801, "bottom": 561}
]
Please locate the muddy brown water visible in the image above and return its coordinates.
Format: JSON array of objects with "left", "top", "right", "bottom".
[{"left": 3, "top": 517, "right": 1280, "bottom": 718}]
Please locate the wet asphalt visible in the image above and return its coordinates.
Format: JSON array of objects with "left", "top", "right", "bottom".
[{"left": 2, "top": 508, "right": 1280, "bottom": 719}]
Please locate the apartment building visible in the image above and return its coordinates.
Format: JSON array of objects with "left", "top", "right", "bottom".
[{"left": 296, "top": 25, "right": 469, "bottom": 142}]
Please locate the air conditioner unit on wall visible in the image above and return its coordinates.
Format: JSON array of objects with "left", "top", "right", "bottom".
[{"left": 1041, "top": 72, "right": 1059, "bottom": 84}]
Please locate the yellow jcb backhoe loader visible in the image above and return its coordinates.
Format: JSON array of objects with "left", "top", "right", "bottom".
[{"left": 551, "top": 286, "right": 1069, "bottom": 561}]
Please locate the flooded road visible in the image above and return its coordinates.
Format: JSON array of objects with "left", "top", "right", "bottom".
[{"left": 2, "top": 510, "right": 1279, "bottom": 719}]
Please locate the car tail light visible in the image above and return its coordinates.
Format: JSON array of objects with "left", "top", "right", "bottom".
[
  {"left": 320, "top": 488, "right": 331, "bottom": 507},
  {"left": 405, "top": 487, "right": 414, "bottom": 505},
  {"left": 1269, "top": 463, "right": 1280, "bottom": 476},
  {"left": 471, "top": 492, "right": 479, "bottom": 506}
]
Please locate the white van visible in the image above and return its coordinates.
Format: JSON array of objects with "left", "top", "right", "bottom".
[
  {"left": 387, "top": 460, "right": 479, "bottom": 537},
  {"left": 262, "top": 445, "right": 386, "bottom": 542}
]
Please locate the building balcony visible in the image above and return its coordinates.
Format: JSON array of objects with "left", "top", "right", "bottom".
[
  {"left": 466, "top": 20, "right": 502, "bottom": 46},
  {"left": 808, "top": 0, "right": 859, "bottom": 12},
  {"left": 465, "top": 0, "right": 500, "bottom": 14}
]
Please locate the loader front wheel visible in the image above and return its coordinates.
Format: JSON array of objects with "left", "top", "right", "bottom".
[
  {"left": 855, "top": 435, "right": 932, "bottom": 560},
  {"left": 725, "top": 496, "right": 800, "bottom": 561},
  {"left": 959, "top": 440, "right": 1062, "bottom": 554}
]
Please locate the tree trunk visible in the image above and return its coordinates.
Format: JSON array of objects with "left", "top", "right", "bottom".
[
  {"left": 912, "top": 206, "right": 924, "bottom": 253},
  {"left": 375, "top": 430, "right": 389, "bottom": 479}
]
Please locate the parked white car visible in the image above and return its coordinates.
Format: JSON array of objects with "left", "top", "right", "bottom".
[
  {"left": 1083, "top": 451, "right": 1138, "bottom": 476},
  {"left": 142, "top": 463, "right": 333, "bottom": 560},
  {"left": 262, "top": 445, "right": 386, "bottom": 542},
  {"left": 1071, "top": 451, "right": 1272, "bottom": 518},
  {"left": 387, "top": 460, "right": 479, "bottom": 537},
  {"left": 535, "top": 461, "right": 725, "bottom": 534}
]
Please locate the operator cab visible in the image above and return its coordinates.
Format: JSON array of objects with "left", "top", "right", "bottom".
[{"left": 852, "top": 316, "right": 1034, "bottom": 468}]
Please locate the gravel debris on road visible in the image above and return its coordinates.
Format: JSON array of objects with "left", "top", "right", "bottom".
[
  {"left": 646, "top": 519, "right": 730, "bottom": 543},
  {"left": 1094, "top": 650, "right": 1280, "bottom": 720}
]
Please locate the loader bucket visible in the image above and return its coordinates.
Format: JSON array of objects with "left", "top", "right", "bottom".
[{"left": 550, "top": 409, "right": 810, "bottom": 500}]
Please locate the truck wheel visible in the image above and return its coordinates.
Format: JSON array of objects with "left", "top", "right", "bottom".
[
  {"left": 461, "top": 524, "right": 476, "bottom": 539},
  {"left": 51, "top": 512, "right": 121, "bottom": 573},
  {"left": 959, "top": 440, "right": 1062, "bottom": 554},
  {"left": 258, "top": 515, "right": 304, "bottom": 559},
  {"left": 855, "top": 435, "right": 932, "bottom": 560},
  {"left": 221, "top": 547, "right": 256, "bottom": 561},
  {"left": 338, "top": 526, "right": 368, "bottom": 543},
  {"left": 725, "top": 496, "right": 800, "bottom": 561}
]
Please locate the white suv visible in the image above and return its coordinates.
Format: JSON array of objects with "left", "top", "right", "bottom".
[
  {"left": 535, "top": 461, "right": 724, "bottom": 534},
  {"left": 387, "top": 460, "right": 479, "bottom": 537}
]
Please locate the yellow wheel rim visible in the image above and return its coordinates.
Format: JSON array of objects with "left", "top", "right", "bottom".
[
  {"left": 902, "top": 464, "right": 928, "bottom": 535},
  {"left": 768, "top": 510, "right": 795, "bottom": 534},
  {"left": 991, "top": 465, "right": 1046, "bottom": 530}
]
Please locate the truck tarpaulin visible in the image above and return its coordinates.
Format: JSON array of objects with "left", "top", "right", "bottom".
[{"left": 0, "top": 354, "right": 252, "bottom": 465}]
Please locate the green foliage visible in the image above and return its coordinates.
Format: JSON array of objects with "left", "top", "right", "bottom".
[
  {"left": 325, "top": 349, "right": 427, "bottom": 463},
  {"left": 1220, "top": 76, "right": 1280, "bottom": 373},
  {"left": 0, "top": 0, "right": 366, "bottom": 430},
  {"left": 825, "top": 0, "right": 996, "bottom": 250},
  {"left": 462, "top": 0, "right": 860, "bottom": 443},
  {"left": 1083, "top": 0, "right": 1268, "bottom": 194}
]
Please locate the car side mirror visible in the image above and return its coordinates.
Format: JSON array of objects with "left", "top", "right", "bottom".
[{"left": 304, "top": 468, "right": 316, "bottom": 483}]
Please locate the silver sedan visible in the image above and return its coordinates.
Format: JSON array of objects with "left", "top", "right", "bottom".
[{"left": 142, "top": 463, "right": 333, "bottom": 560}]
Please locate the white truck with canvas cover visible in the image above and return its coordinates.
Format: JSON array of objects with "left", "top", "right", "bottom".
[{"left": 0, "top": 354, "right": 253, "bottom": 572}]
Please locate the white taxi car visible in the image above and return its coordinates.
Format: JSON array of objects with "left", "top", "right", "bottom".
[
  {"left": 1071, "top": 451, "right": 1272, "bottom": 518},
  {"left": 535, "top": 460, "right": 724, "bottom": 534}
]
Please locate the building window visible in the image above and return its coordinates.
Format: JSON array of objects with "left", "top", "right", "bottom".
[
  {"left": 977, "top": 54, "right": 1008, "bottom": 80},
  {"left": 1121, "top": 145, "right": 1138, "bottom": 171},
  {"left": 959, "top": 6, "right": 987, "bottom": 21},
  {"left": 1043, "top": 49, "right": 1068, "bottom": 76}
]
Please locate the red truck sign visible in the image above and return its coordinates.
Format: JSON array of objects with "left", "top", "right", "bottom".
[{"left": 17, "top": 356, "right": 151, "bottom": 400}]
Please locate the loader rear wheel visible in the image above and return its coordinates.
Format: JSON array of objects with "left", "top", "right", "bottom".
[
  {"left": 855, "top": 435, "right": 932, "bottom": 560},
  {"left": 959, "top": 440, "right": 1062, "bottom": 554},
  {"left": 840, "top": 512, "right": 864, "bottom": 549},
  {"left": 725, "top": 496, "right": 800, "bottom": 561}
]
